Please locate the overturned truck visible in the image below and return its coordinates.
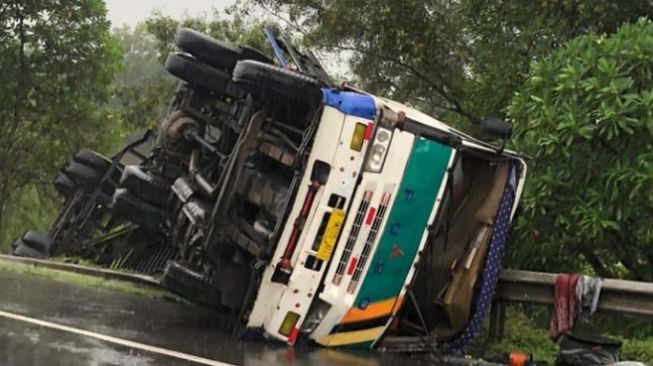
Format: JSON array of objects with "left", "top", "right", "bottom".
[{"left": 12, "top": 29, "right": 527, "bottom": 351}]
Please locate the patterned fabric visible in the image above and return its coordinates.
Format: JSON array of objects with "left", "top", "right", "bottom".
[
  {"left": 445, "top": 164, "right": 518, "bottom": 353},
  {"left": 576, "top": 275, "right": 602, "bottom": 323},
  {"left": 549, "top": 273, "right": 580, "bottom": 341}
]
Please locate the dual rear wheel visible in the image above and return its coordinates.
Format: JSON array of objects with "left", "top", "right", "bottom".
[{"left": 167, "top": 27, "right": 322, "bottom": 107}]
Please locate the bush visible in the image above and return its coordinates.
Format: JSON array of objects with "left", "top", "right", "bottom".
[
  {"left": 473, "top": 307, "right": 557, "bottom": 364},
  {"left": 507, "top": 20, "right": 653, "bottom": 281},
  {"left": 475, "top": 307, "right": 653, "bottom": 364},
  {"left": 621, "top": 337, "right": 653, "bottom": 361}
]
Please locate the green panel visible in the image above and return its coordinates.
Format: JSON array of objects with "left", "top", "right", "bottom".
[{"left": 354, "top": 138, "right": 452, "bottom": 305}]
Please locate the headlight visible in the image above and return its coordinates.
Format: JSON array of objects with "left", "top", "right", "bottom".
[
  {"left": 365, "top": 127, "right": 392, "bottom": 172},
  {"left": 301, "top": 299, "right": 331, "bottom": 334},
  {"left": 370, "top": 145, "right": 386, "bottom": 165}
]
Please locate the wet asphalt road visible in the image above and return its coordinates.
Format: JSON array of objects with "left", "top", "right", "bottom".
[
  {"left": 0, "top": 269, "right": 447, "bottom": 366},
  {"left": 0, "top": 317, "right": 198, "bottom": 366}
]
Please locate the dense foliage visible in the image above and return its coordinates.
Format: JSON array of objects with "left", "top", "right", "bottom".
[
  {"left": 508, "top": 21, "right": 653, "bottom": 281},
  {"left": 462, "top": 0, "right": 653, "bottom": 122},
  {"left": 112, "top": 23, "right": 176, "bottom": 130},
  {"left": 0, "top": 0, "right": 122, "bottom": 249},
  {"left": 249, "top": 0, "right": 653, "bottom": 127}
]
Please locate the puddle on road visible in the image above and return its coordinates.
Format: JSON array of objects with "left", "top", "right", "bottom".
[{"left": 0, "top": 318, "right": 159, "bottom": 366}]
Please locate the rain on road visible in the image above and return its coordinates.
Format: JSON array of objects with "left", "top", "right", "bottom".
[{"left": 0, "top": 269, "right": 451, "bottom": 366}]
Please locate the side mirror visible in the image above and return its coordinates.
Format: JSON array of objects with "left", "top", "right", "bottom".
[{"left": 480, "top": 117, "right": 512, "bottom": 141}]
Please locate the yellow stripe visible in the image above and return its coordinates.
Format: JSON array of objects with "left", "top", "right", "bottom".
[
  {"left": 317, "top": 326, "right": 385, "bottom": 347},
  {"left": 341, "top": 296, "right": 403, "bottom": 324}
]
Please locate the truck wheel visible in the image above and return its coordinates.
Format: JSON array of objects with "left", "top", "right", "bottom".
[
  {"left": 54, "top": 174, "right": 76, "bottom": 198},
  {"left": 162, "top": 260, "right": 224, "bottom": 309},
  {"left": 112, "top": 189, "right": 165, "bottom": 232},
  {"left": 232, "top": 60, "right": 321, "bottom": 104},
  {"left": 119, "top": 166, "right": 170, "bottom": 206},
  {"left": 175, "top": 28, "right": 271, "bottom": 71},
  {"left": 73, "top": 149, "right": 122, "bottom": 182},
  {"left": 165, "top": 53, "right": 232, "bottom": 95},
  {"left": 12, "top": 241, "right": 49, "bottom": 259},
  {"left": 13, "top": 231, "right": 56, "bottom": 258},
  {"left": 73, "top": 149, "right": 111, "bottom": 173},
  {"left": 62, "top": 161, "right": 102, "bottom": 192},
  {"left": 175, "top": 28, "right": 241, "bottom": 71}
]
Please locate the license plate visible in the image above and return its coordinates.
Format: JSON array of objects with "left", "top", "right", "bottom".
[{"left": 316, "top": 209, "right": 345, "bottom": 261}]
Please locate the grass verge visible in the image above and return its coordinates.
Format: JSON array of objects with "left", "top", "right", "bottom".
[
  {"left": 0, "top": 261, "right": 178, "bottom": 301},
  {"left": 474, "top": 306, "right": 653, "bottom": 364}
]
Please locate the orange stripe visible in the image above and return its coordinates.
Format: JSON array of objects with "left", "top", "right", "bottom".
[
  {"left": 390, "top": 295, "right": 406, "bottom": 315},
  {"left": 341, "top": 296, "right": 404, "bottom": 324}
]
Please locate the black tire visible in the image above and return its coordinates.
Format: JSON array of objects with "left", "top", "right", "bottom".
[
  {"left": 232, "top": 60, "right": 321, "bottom": 104},
  {"left": 165, "top": 53, "right": 232, "bottom": 95},
  {"left": 62, "top": 161, "right": 102, "bottom": 192},
  {"left": 175, "top": 28, "right": 273, "bottom": 71},
  {"left": 119, "top": 165, "right": 171, "bottom": 206},
  {"left": 73, "top": 149, "right": 122, "bottom": 182},
  {"left": 175, "top": 28, "right": 242, "bottom": 71},
  {"left": 162, "top": 260, "right": 223, "bottom": 308},
  {"left": 54, "top": 174, "right": 76, "bottom": 198},
  {"left": 112, "top": 189, "right": 165, "bottom": 232},
  {"left": 12, "top": 241, "right": 49, "bottom": 259},
  {"left": 73, "top": 149, "right": 111, "bottom": 173},
  {"left": 21, "top": 230, "right": 56, "bottom": 256}
]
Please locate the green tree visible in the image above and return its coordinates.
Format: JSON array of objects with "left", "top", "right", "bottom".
[
  {"left": 112, "top": 23, "right": 177, "bottom": 131},
  {"left": 110, "top": 9, "right": 285, "bottom": 133},
  {"left": 144, "top": 8, "right": 280, "bottom": 64},
  {"left": 250, "top": 0, "right": 473, "bottom": 124},
  {"left": 462, "top": 0, "right": 653, "bottom": 125},
  {"left": 0, "top": 0, "right": 122, "bottom": 251},
  {"left": 508, "top": 20, "right": 653, "bottom": 281},
  {"left": 248, "top": 0, "right": 653, "bottom": 128}
]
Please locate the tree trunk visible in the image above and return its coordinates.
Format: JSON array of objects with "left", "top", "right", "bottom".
[{"left": 579, "top": 246, "right": 615, "bottom": 278}]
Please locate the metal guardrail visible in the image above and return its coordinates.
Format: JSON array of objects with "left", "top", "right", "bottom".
[
  {"left": 488, "top": 269, "right": 653, "bottom": 339},
  {"left": 496, "top": 269, "right": 653, "bottom": 317}
]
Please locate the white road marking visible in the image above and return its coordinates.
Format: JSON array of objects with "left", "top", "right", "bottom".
[{"left": 0, "top": 309, "right": 234, "bottom": 366}]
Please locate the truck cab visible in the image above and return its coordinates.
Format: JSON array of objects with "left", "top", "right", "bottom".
[{"left": 242, "top": 76, "right": 527, "bottom": 349}]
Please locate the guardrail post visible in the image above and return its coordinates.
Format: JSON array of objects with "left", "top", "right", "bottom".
[{"left": 489, "top": 300, "right": 506, "bottom": 340}]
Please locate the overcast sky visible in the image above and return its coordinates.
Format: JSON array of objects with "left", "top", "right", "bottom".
[
  {"left": 104, "top": 0, "right": 351, "bottom": 76},
  {"left": 105, "top": 0, "right": 236, "bottom": 28}
]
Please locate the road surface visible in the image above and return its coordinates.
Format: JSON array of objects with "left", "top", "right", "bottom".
[{"left": 0, "top": 269, "right": 450, "bottom": 366}]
